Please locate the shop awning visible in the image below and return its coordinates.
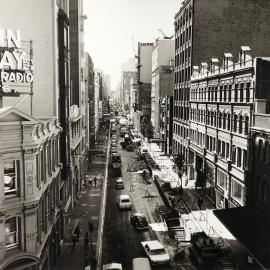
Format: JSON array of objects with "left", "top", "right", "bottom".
[{"left": 213, "top": 203, "right": 270, "bottom": 270}]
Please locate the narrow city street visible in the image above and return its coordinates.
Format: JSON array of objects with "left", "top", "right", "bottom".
[{"left": 101, "top": 130, "right": 192, "bottom": 270}]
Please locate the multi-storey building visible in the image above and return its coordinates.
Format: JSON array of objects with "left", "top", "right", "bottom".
[
  {"left": 0, "top": 1, "right": 71, "bottom": 269},
  {"left": 151, "top": 38, "right": 174, "bottom": 137},
  {"left": 0, "top": 107, "right": 61, "bottom": 270},
  {"left": 85, "top": 53, "right": 95, "bottom": 149},
  {"left": 69, "top": 0, "right": 88, "bottom": 202},
  {"left": 159, "top": 96, "right": 174, "bottom": 154},
  {"left": 249, "top": 114, "right": 270, "bottom": 205},
  {"left": 190, "top": 47, "right": 270, "bottom": 208},
  {"left": 94, "top": 71, "right": 101, "bottom": 138},
  {"left": 120, "top": 59, "right": 136, "bottom": 111},
  {"left": 173, "top": 0, "right": 270, "bottom": 167}
]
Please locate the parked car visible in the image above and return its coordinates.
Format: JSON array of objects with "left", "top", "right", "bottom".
[
  {"left": 102, "top": 263, "right": 122, "bottom": 270},
  {"left": 141, "top": 240, "right": 170, "bottom": 265},
  {"left": 130, "top": 213, "right": 149, "bottom": 230},
  {"left": 118, "top": 194, "right": 132, "bottom": 210},
  {"left": 115, "top": 177, "right": 124, "bottom": 189}
]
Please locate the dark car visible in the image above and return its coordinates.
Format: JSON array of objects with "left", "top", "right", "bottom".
[{"left": 130, "top": 213, "right": 149, "bottom": 230}]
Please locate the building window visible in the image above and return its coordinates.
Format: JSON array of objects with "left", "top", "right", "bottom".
[
  {"left": 231, "top": 180, "right": 243, "bottom": 202},
  {"left": 232, "top": 145, "right": 236, "bottom": 164},
  {"left": 233, "top": 114, "right": 238, "bottom": 132},
  {"left": 244, "top": 116, "right": 249, "bottom": 135},
  {"left": 4, "top": 160, "right": 20, "bottom": 197},
  {"left": 217, "top": 170, "right": 226, "bottom": 190},
  {"left": 237, "top": 147, "right": 242, "bottom": 167},
  {"left": 227, "top": 113, "right": 231, "bottom": 131},
  {"left": 228, "top": 85, "right": 232, "bottom": 102},
  {"left": 5, "top": 217, "right": 19, "bottom": 248},
  {"left": 246, "top": 82, "right": 250, "bottom": 102},
  {"left": 239, "top": 83, "right": 244, "bottom": 102},
  {"left": 234, "top": 84, "right": 238, "bottom": 102},
  {"left": 239, "top": 115, "right": 243, "bottom": 134}
]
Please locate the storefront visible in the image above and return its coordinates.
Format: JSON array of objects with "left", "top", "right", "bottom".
[{"left": 205, "top": 162, "right": 215, "bottom": 204}]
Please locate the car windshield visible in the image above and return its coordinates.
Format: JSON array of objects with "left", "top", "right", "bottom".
[
  {"left": 121, "top": 199, "right": 130, "bottom": 203},
  {"left": 136, "top": 216, "right": 146, "bottom": 222},
  {"left": 150, "top": 248, "right": 166, "bottom": 255}
]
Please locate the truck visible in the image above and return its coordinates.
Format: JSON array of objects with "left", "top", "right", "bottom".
[
  {"left": 160, "top": 209, "right": 185, "bottom": 241},
  {"left": 189, "top": 231, "right": 220, "bottom": 266},
  {"left": 111, "top": 153, "right": 122, "bottom": 177}
]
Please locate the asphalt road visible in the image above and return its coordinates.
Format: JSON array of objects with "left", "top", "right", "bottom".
[{"left": 101, "top": 132, "right": 175, "bottom": 270}]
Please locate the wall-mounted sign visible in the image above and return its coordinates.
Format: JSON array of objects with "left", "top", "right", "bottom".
[{"left": 0, "top": 29, "right": 34, "bottom": 95}]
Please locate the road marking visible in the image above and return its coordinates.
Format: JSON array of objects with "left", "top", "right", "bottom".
[
  {"left": 89, "top": 193, "right": 101, "bottom": 197},
  {"left": 96, "top": 131, "right": 110, "bottom": 270},
  {"left": 89, "top": 204, "right": 97, "bottom": 207},
  {"left": 82, "top": 203, "right": 88, "bottom": 207}
]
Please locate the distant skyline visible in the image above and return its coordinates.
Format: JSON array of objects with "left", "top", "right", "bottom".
[{"left": 84, "top": 0, "right": 182, "bottom": 90}]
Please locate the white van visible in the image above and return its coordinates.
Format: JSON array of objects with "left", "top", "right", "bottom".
[{"left": 132, "top": 258, "right": 152, "bottom": 270}]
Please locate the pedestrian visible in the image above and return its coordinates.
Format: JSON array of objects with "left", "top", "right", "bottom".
[
  {"left": 71, "top": 233, "right": 77, "bottom": 250},
  {"left": 84, "top": 252, "right": 90, "bottom": 267},
  {"left": 197, "top": 195, "right": 203, "bottom": 210},
  {"left": 74, "top": 224, "right": 80, "bottom": 241},
  {"left": 94, "top": 176, "right": 97, "bottom": 187},
  {"left": 89, "top": 177, "right": 93, "bottom": 188},
  {"left": 84, "top": 232, "right": 89, "bottom": 248}
]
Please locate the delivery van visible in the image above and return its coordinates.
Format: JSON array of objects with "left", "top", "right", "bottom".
[{"left": 132, "top": 257, "right": 152, "bottom": 270}]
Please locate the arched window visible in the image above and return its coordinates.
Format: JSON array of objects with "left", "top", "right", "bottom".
[
  {"left": 223, "top": 113, "right": 226, "bottom": 129},
  {"left": 227, "top": 113, "right": 231, "bottom": 131},
  {"left": 210, "top": 111, "right": 214, "bottom": 126},
  {"left": 218, "top": 112, "right": 222, "bottom": 128},
  {"left": 244, "top": 115, "right": 249, "bottom": 135},
  {"left": 239, "top": 115, "right": 243, "bottom": 134},
  {"left": 233, "top": 114, "right": 238, "bottom": 132}
]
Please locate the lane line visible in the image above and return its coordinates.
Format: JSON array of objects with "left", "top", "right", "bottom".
[{"left": 96, "top": 131, "right": 110, "bottom": 269}]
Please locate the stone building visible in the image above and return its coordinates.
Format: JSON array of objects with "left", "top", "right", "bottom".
[
  {"left": 190, "top": 47, "right": 270, "bottom": 208},
  {"left": 173, "top": 0, "right": 270, "bottom": 168},
  {"left": 249, "top": 114, "right": 270, "bottom": 205},
  {"left": 0, "top": 107, "right": 61, "bottom": 270}
]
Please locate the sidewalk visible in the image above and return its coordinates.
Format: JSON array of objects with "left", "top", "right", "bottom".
[
  {"left": 141, "top": 140, "right": 259, "bottom": 270},
  {"left": 54, "top": 127, "right": 108, "bottom": 270}
]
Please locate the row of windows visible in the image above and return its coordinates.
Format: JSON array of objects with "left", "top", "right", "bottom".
[
  {"left": 175, "top": 46, "right": 191, "bottom": 67},
  {"left": 175, "top": 25, "right": 192, "bottom": 50},
  {"left": 174, "top": 106, "right": 189, "bottom": 121},
  {"left": 189, "top": 132, "right": 247, "bottom": 169},
  {"left": 190, "top": 109, "right": 249, "bottom": 135},
  {"left": 190, "top": 82, "right": 252, "bottom": 103},
  {"left": 256, "top": 138, "right": 270, "bottom": 164},
  {"left": 175, "top": 5, "right": 192, "bottom": 32},
  {"left": 174, "top": 66, "right": 191, "bottom": 84},
  {"left": 174, "top": 123, "right": 189, "bottom": 139},
  {"left": 174, "top": 88, "right": 189, "bottom": 102},
  {"left": 4, "top": 138, "right": 60, "bottom": 198}
]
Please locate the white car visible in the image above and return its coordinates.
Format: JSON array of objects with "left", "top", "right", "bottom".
[
  {"left": 118, "top": 194, "right": 132, "bottom": 210},
  {"left": 141, "top": 240, "right": 170, "bottom": 265},
  {"left": 102, "top": 263, "right": 122, "bottom": 270}
]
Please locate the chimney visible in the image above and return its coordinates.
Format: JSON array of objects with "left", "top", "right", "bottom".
[
  {"left": 210, "top": 58, "right": 219, "bottom": 72},
  {"left": 223, "top": 53, "right": 233, "bottom": 70},
  {"left": 239, "top": 46, "right": 252, "bottom": 64},
  {"left": 192, "top": 66, "right": 199, "bottom": 77}
]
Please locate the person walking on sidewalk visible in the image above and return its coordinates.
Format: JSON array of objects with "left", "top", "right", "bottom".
[
  {"left": 89, "top": 177, "right": 93, "bottom": 188},
  {"left": 74, "top": 224, "right": 80, "bottom": 241},
  {"left": 94, "top": 176, "right": 97, "bottom": 187},
  {"left": 84, "top": 232, "right": 90, "bottom": 248},
  {"left": 197, "top": 195, "right": 203, "bottom": 210}
]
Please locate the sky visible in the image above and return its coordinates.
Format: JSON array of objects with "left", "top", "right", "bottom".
[{"left": 84, "top": 0, "right": 182, "bottom": 90}]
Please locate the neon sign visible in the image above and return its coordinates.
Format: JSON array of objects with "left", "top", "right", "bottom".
[{"left": 0, "top": 29, "right": 34, "bottom": 90}]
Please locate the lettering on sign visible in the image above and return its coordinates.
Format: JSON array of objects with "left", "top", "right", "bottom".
[{"left": 0, "top": 29, "right": 34, "bottom": 93}]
